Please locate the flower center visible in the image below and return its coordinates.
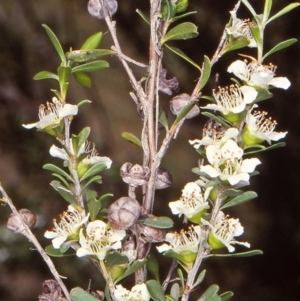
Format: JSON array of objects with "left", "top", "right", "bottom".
[
  {"left": 253, "top": 110, "right": 277, "bottom": 135},
  {"left": 213, "top": 85, "right": 244, "bottom": 110}
]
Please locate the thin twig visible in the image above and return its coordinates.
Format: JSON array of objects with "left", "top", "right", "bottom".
[{"left": 0, "top": 184, "right": 71, "bottom": 301}]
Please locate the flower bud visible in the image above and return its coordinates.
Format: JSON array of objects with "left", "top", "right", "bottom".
[
  {"left": 7, "top": 209, "right": 36, "bottom": 235},
  {"left": 169, "top": 93, "right": 200, "bottom": 119},
  {"left": 88, "top": 0, "right": 118, "bottom": 19},
  {"left": 108, "top": 197, "right": 141, "bottom": 230},
  {"left": 120, "top": 163, "right": 150, "bottom": 187}
]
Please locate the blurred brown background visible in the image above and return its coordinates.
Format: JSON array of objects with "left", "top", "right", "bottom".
[{"left": 0, "top": 1, "right": 300, "bottom": 300}]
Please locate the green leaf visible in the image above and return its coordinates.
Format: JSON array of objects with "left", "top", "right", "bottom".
[
  {"left": 139, "top": 216, "right": 174, "bottom": 229},
  {"left": 201, "top": 112, "right": 232, "bottom": 128},
  {"left": 52, "top": 173, "right": 71, "bottom": 189},
  {"left": 45, "top": 244, "right": 76, "bottom": 257},
  {"left": 244, "top": 142, "right": 286, "bottom": 155},
  {"left": 266, "top": 3, "right": 300, "bottom": 24},
  {"left": 58, "top": 65, "right": 71, "bottom": 97},
  {"left": 70, "top": 287, "right": 100, "bottom": 301},
  {"left": 68, "top": 49, "right": 114, "bottom": 63},
  {"left": 250, "top": 25, "right": 262, "bottom": 50},
  {"left": 77, "top": 127, "right": 91, "bottom": 154},
  {"left": 170, "top": 100, "right": 199, "bottom": 129},
  {"left": 165, "top": 44, "right": 201, "bottom": 70},
  {"left": 105, "top": 252, "right": 129, "bottom": 268},
  {"left": 254, "top": 88, "right": 273, "bottom": 102},
  {"left": 147, "top": 254, "right": 160, "bottom": 281},
  {"left": 171, "top": 11, "right": 197, "bottom": 23},
  {"left": 136, "top": 9, "right": 150, "bottom": 24},
  {"left": 80, "top": 162, "right": 108, "bottom": 182},
  {"left": 223, "top": 189, "right": 243, "bottom": 197},
  {"left": 115, "top": 259, "right": 146, "bottom": 283},
  {"left": 220, "top": 36, "right": 250, "bottom": 55},
  {"left": 33, "top": 71, "right": 59, "bottom": 81},
  {"left": 161, "top": 0, "right": 176, "bottom": 20},
  {"left": 220, "top": 292, "right": 234, "bottom": 301},
  {"left": 42, "top": 24, "right": 66, "bottom": 64},
  {"left": 161, "top": 22, "right": 198, "bottom": 44},
  {"left": 263, "top": 38, "right": 298, "bottom": 61},
  {"left": 81, "top": 175, "right": 102, "bottom": 193},
  {"left": 43, "top": 164, "right": 74, "bottom": 182},
  {"left": 50, "top": 180, "right": 77, "bottom": 206},
  {"left": 197, "top": 284, "right": 219, "bottom": 301},
  {"left": 72, "top": 60, "right": 109, "bottom": 73},
  {"left": 164, "top": 251, "right": 186, "bottom": 265},
  {"left": 207, "top": 250, "right": 263, "bottom": 258},
  {"left": 158, "top": 109, "right": 169, "bottom": 131},
  {"left": 146, "top": 280, "right": 166, "bottom": 301},
  {"left": 81, "top": 32, "right": 103, "bottom": 50},
  {"left": 221, "top": 191, "right": 257, "bottom": 210},
  {"left": 198, "top": 56, "right": 211, "bottom": 92},
  {"left": 121, "top": 132, "right": 142, "bottom": 147},
  {"left": 177, "top": 268, "right": 185, "bottom": 289},
  {"left": 74, "top": 72, "right": 92, "bottom": 87},
  {"left": 263, "top": 0, "right": 273, "bottom": 24},
  {"left": 77, "top": 99, "right": 92, "bottom": 107},
  {"left": 192, "top": 270, "right": 206, "bottom": 289},
  {"left": 170, "top": 283, "right": 180, "bottom": 301},
  {"left": 87, "top": 191, "right": 103, "bottom": 220}
]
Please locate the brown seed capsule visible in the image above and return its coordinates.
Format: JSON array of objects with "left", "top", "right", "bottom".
[
  {"left": 155, "top": 167, "right": 173, "bottom": 189},
  {"left": 138, "top": 223, "right": 167, "bottom": 243},
  {"left": 108, "top": 197, "right": 141, "bottom": 230},
  {"left": 120, "top": 163, "right": 150, "bottom": 187},
  {"left": 158, "top": 68, "right": 179, "bottom": 96},
  {"left": 88, "top": 0, "right": 118, "bottom": 19},
  {"left": 169, "top": 93, "right": 200, "bottom": 119},
  {"left": 7, "top": 209, "right": 36, "bottom": 235}
]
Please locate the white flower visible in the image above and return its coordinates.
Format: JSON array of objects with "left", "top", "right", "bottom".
[
  {"left": 50, "top": 140, "right": 112, "bottom": 169},
  {"left": 200, "top": 139, "right": 261, "bottom": 186},
  {"left": 189, "top": 127, "right": 239, "bottom": 149},
  {"left": 114, "top": 284, "right": 150, "bottom": 301},
  {"left": 202, "top": 211, "right": 250, "bottom": 252},
  {"left": 228, "top": 60, "right": 291, "bottom": 90},
  {"left": 23, "top": 97, "right": 78, "bottom": 129},
  {"left": 243, "top": 105, "right": 287, "bottom": 145},
  {"left": 226, "top": 10, "right": 256, "bottom": 48},
  {"left": 202, "top": 85, "right": 258, "bottom": 115},
  {"left": 169, "top": 182, "right": 210, "bottom": 220},
  {"left": 44, "top": 205, "right": 89, "bottom": 249},
  {"left": 76, "top": 220, "right": 126, "bottom": 260},
  {"left": 157, "top": 225, "right": 202, "bottom": 255}
]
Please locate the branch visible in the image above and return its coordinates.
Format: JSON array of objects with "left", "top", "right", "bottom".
[{"left": 0, "top": 184, "right": 71, "bottom": 301}]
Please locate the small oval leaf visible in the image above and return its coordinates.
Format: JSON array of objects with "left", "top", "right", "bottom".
[
  {"left": 197, "top": 284, "right": 219, "bottom": 301},
  {"left": 221, "top": 191, "right": 257, "bottom": 209},
  {"left": 42, "top": 24, "right": 66, "bottom": 64},
  {"left": 165, "top": 44, "right": 201, "bottom": 70},
  {"left": 70, "top": 287, "right": 100, "bottom": 301},
  {"left": 74, "top": 72, "right": 92, "bottom": 87},
  {"left": 72, "top": 60, "right": 109, "bottom": 73},
  {"left": 45, "top": 244, "right": 76, "bottom": 257},
  {"left": 43, "top": 164, "right": 74, "bottom": 182},
  {"left": 266, "top": 3, "right": 300, "bottom": 24},
  {"left": 146, "top": 280, "right": 166, "bottom": 301},
  {"left": 139, "top": 216, "right": 174, "bottom": 229},
  {"left": 80, "top": 162, "right": 108, "bottom": 182},
  {"left": 81, "top": 32, "right": 103, "bottom": 50},
  {"left": 161, "top": 22, "right": 198, "bottom": 44},
  {"left": 33, "top": 71, "right": 59, "bottom": 81},
  {"left": 121, "top": 132, "right": 142, "bottom": 147},
  {"left": 220, "top": 291, "right": 234, "bottom": 301},
  {"left": 263, "top": 38, "right": 297, "bottom": 61},
  {"left": 147, "top": 254, "right": 160, "bottom": 281}
]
